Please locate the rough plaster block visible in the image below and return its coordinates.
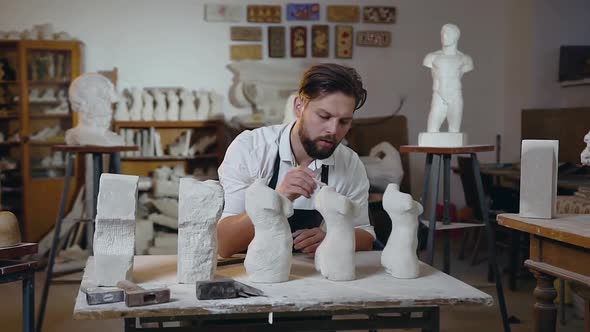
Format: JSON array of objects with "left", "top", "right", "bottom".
[
  {"left": 519, "top": 140, "right": 558, "bottom": 219},
  {"left": 96, "top": 173, "right": 139, "bottom": 220},
  {"left": 177, "top": 178, "right": 224, "bottom": 284}
]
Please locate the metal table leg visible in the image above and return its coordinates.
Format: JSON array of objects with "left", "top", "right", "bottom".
[
  {"left": 88, "top": 153, "right": 103, "bottom": 252},
  {"left": 108, "top": 152, "right": 122, "bottom": 173},
  {"left": 471, "top": 153, "right": 511, "bottom": 332},
  {"left": 23, "top": 269, "right": 34, "bottom": 332},
  {"left": 37, "top": 152, "right": 74, "bottom": 332},
  {"left": 442, "top": 154, "right": 452, "bottom": 274},
  {"left": 426, "top": 154, "right": 441, "bottom": 266}
]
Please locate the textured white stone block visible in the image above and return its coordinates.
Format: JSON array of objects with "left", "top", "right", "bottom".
[
  {"left": 418, "top": 132, "right": 467, "bottom": 147},
  {"left": 519, "top": 140, "right": 558, "bottom": 219},
  {"left": 96, "top": 173, "right": 139, "bottom": 220},
  {"left": 177, "top": 178, "right": 224, "bottom": 284}
]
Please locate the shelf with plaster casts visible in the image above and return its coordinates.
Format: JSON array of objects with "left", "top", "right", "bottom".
[
  {"left": 121, "top": 154, "right": 218, "bottom": 162},
  {"left": 29, "top": 140, "right": 65, "bottom": 146},
  {"left": 30, "top": 113, "right": 71, "bottom": 119},
  {"left": 113, "top": 120, "right": 222, "bottom": 129},
  {"left": 27, "top": 80, "right": 71, "bottom": 86}
]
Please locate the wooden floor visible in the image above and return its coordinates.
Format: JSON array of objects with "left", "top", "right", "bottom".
[{"left": 1, "top": 241, "right": 585, "bottom": 332}]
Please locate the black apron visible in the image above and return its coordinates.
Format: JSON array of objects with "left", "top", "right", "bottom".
[{"left": 267, "top": 151, "right": 328, "bottom": 232}]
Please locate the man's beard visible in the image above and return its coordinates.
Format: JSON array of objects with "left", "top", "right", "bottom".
[{"left": 298, "top": 122, "right": 339, "bottom": 160}]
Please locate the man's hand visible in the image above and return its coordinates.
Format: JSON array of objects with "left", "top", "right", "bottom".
[
  {"left": 276, "top": 164, "right": 317, "bottom": 201},
  {"left": 292, "top": 227, "right": 325, "bottom": 255}
]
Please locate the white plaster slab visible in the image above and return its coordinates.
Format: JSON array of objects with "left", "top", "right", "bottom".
[
  {"left": 418, "top": 132, "right": 467, "bottom": 147},
  {"left": 96, "top": 174, "right": 139, "bottom": 220},
  {"left": 519, "top": 140, "right": 558, "bottom": 219}
]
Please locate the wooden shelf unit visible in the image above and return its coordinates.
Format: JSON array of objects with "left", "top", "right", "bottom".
[
  {"left": 0, "top": 39, "right": 82, "bottom": 241},
  {"left": 113, "top": 120, "right": 226, "bottom": 177}
]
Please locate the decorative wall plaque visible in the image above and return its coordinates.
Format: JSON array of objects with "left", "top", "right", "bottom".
[
  {"left": 356, "top": 31, "right": 392, "bottom": 47},
  {"left": 204, "top": 4, "right": 242, "bottom": 22},
  {"left": 247, "top": 5, "right": 281, "bottom": 23},
  {"left": 287, "top": 3, "right": 320, "bottom": 21},
  {"left": 312, "top": 25, "right": 329, "bottom": 58},
  {"left": 231, "top": 27, "right": 262, "bottom": 41},
  {"left": 291, "top": 26, "right": 307, "bottom": 58},
  {"left": 335, "top": 25, "right": 353, "bottom": 59},
  {"left": 327, "top": 5, "right": 360, "bottom": 23},
  {"left": 268, "top": 26, "right": 286, "bottom": 58},
  {"left": 363, "top": 6, "right": 396, "bottom": 24},
  {"left": 230, "top": 44, "right": 263, "bottom": 60}
]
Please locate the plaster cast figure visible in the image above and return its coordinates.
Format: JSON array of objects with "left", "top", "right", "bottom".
[
  {"left": 381, "top": 183, "right": 423, "bottom": 279},
  {"left": 153, "top": 89, "right": 167, "bottom": 121},
  {"left": 129, "top": 87, "right": 143, "bottom": 121},
  {"left": 196, "top": 89, "right": 210, "bottom": 121},
  {"left": 315, "top": 186, "right": 359, "bottom": 281},
  {"left": 244, "top": 179, "right": 294, "bottom": 283},
  {"left": 141, "top": 90, "right": 155, "bottom": 121},
  {"left": 179, "top": 88, "right": 198, "bottom": 121},
  {"left": 65, "top": 73, "right": 124, "bottom": 146},
  {"left": 581, "top": 131, "right": 590, "bottom": 165},
  {"left": 423, "top": 24, "right": 473, "bottom": 133},
  {"left": 114, "top": 91, "right": 130, "bottom": 121},
  {"left": 167, "top": 90, "right": 180, "bottom": 121}
]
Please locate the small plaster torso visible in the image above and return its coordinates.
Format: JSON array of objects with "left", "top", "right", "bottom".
[
  {"left": 244, "top": 179, "right": 294, "bottom": 283},
  {"left": 314, "top": 186, "right": 359, "bottom": 281}
]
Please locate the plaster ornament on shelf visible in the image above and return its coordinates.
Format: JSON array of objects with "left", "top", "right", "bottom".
[
  {"left": 65, "top": 73, "right": 125, "bottom": 146},
  {"left": 141, "top": 90, "right": 155, "bottom": 121},
  {"left": 314, "top": 186, "right": 359, "bottom": 281},
  {"left": 195, "top": 89, "right": 210, "bottom": 121},
  {"left": 244, "top": 179, "right": 294, "bottom": 283},
  {"left": 44, "top": 101, "right": 69, "bottom": 115},
  {"left": 381, "top": 183, "right": 423, "bottom": 279},
  {"left": 189, "top": 134, "right": 217, "bottom": 155},
  {"left": 31, "top": 125, "right": 62, "bottom": 142},
  {"left": 179, "top": 88, "right": 198, "bottom": 121},
  {"left": 29, "top": 89, "right": 42, "bottom": 102},
  {"left": 166, "top": 90, "right": 180, "bottom": 121},
  {"left": 209, "top": 91, "right": 223, "bottom": 119},
  {"left": 129, "top": 87, "right": 143, "bottom": 121},
  {"left": 177, "top": 179, "right": 224, "bottom": 283},
  {"left": 113, "top": 91, "right": 130, "bottom": 121},
  {"left": 418, "top": 24, "right": 474, "bottom": 147},
  {"left": 153, "top": 89, "right": 167, "bottom": 121},
  {"left": 38, "top": 88, "right": 58, "bottom": 102},
  {"left": 0, "top": 211, "right": 21, "bottom": 248}
]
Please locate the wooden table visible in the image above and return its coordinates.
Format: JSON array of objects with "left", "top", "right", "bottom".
[
  {"left": 0, "top": 243, "right": 38, "bottom": 332},
  {"left": 497, "top": 213, "right": 590, "bottom": 332},
  {"left": 73, "top": 252, "right": 493, "bottom": 331}
]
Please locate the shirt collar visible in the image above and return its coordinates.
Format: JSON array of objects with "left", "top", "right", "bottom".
[{"left": 278, "top": 121, "right": 335, "bottom": 168}]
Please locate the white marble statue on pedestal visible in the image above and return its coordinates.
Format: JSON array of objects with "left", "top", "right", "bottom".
[
  {"left": 381, "top": 183, "right": 423, "bottom": 279},
  {"left": 244, "top": 179, "right": 294, "bottom": 283},
  {"left": 114, "top": 90, "right": 130, "bottom": 121},
  {"left": 315, "top": 186, "right": 359, "bottom": 281},
  {"left": 179, "top": 88, "right": 198, "bottom": 121},
  {"left": 581, "top": 131, "right": 590, "bottom": 165},
  {"left": 153, "top": 89, "right": 167, "bottom": 121},
  {"left": 141, "top": 90, "right": 155, "bottom": 121},
  {"left": 166, "top": 90, "right": 180, "bottom": 121},
  {"left": 65, "top": 73, "right": 125, "bottom": 146},
  {"left": 177, "top": 178, "right": 224, "bottom": 283},
  {"left": 129, "top": 87, "right": 143, "bottom": 121},
  {"left": 419, "top": 24, "right": 474, "bottom": 147}
]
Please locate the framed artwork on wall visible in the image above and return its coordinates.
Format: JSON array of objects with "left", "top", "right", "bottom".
[
  {"left": 327, "top": 5, "right": 360, "bottom": 23},
  {"left": 363, "top": 6, "right": 396, "bottom": 24},
  {"left": 247, "top": 5, "right": 281, "bottom": 23},
  {"left": 230, "top": 27, "right": 263, "bottom": 42},
  {"left": 230, "top": 44, "right": 263, "bottom": 60},
  {"left": 312, "top": 25, "right": 329, "bottom": 58},
  {"left": 286, "top": 3, "right": 320, "bottom": 21},
  {"left": 357, "top": 31, "right": 392, "bottom": 47},
  {"left": 268, "top": 26, "right": 286, "bottom": 58},
  {"left": 335, "top": 25, "right": 353, "bottom": 59},
  {"left": 204, "top": 4, "right": 242, "bottom": 22},
  {"left": 291, "top": 26, "right": 307, "bottom": 58}
]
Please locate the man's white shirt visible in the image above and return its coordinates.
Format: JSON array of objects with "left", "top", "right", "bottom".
[{"left": 218, "top": 121, "right": 375, "bottom": 239}]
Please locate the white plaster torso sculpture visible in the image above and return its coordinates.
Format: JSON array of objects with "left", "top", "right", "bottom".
[
  {"left": 581, "top": 131, "right": 590, "bottom": 165},
  {"left": 153, "top": 89, "right": 167, "bottom": 121},
  {"left": 314, "top": 186, "right": 359, "bottom": 281},
  {"left": 209, "top": 91, "right": 223, "bottom": 119},
  {"left": 166, "top": 90, "right": 180, "bottom": 121},
  {"left": 244, "top": 179, "right": 294, "bottom": 283},
  {"left": 179, "top": 88, "right": 198, "bottom": 121},
  {"left": 65, "top": 73, "right": 125, "bottom": 146},
  {"left": 419, "top": 24, "right": 473, "bottom": 147},
  {"left": 381, "top": 183, "right": 423, "bottom": 279},
  {"left": 177, "top": 178, "right": 224, "bottom": 283},
  {"left": 113, "top": 91, "right": 130, "bottom": 121},
  {"left": 141, "top": 90, "right": 154, "bottom": 121},
  {"left": 195, "top": 89, "right": 210, "bottom": 121},
  {"left": 129, "top": 87, "right": 143, "bottom": 121}
]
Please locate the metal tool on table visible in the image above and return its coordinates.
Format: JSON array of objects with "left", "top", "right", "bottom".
[
  {"left": 116, "top": 280, "right": 171, "bottom": 307},
  {"left": 81, "top": 282, "right": 124, "bottom": 305},
  {"left": 195, "top": 278, "right": 265, "bottom": 300}
]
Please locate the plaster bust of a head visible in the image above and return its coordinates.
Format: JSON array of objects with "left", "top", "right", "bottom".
[
  {"left": 441, "top": 23, "right": 460, "bottom": 47},
  {"left": 65, "top": 73, "right": 124, "bottom": 146}
]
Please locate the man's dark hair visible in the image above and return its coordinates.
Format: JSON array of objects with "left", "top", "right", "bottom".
[{"left": 298, "top": 63, "right": 367, "bottom": 110}]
